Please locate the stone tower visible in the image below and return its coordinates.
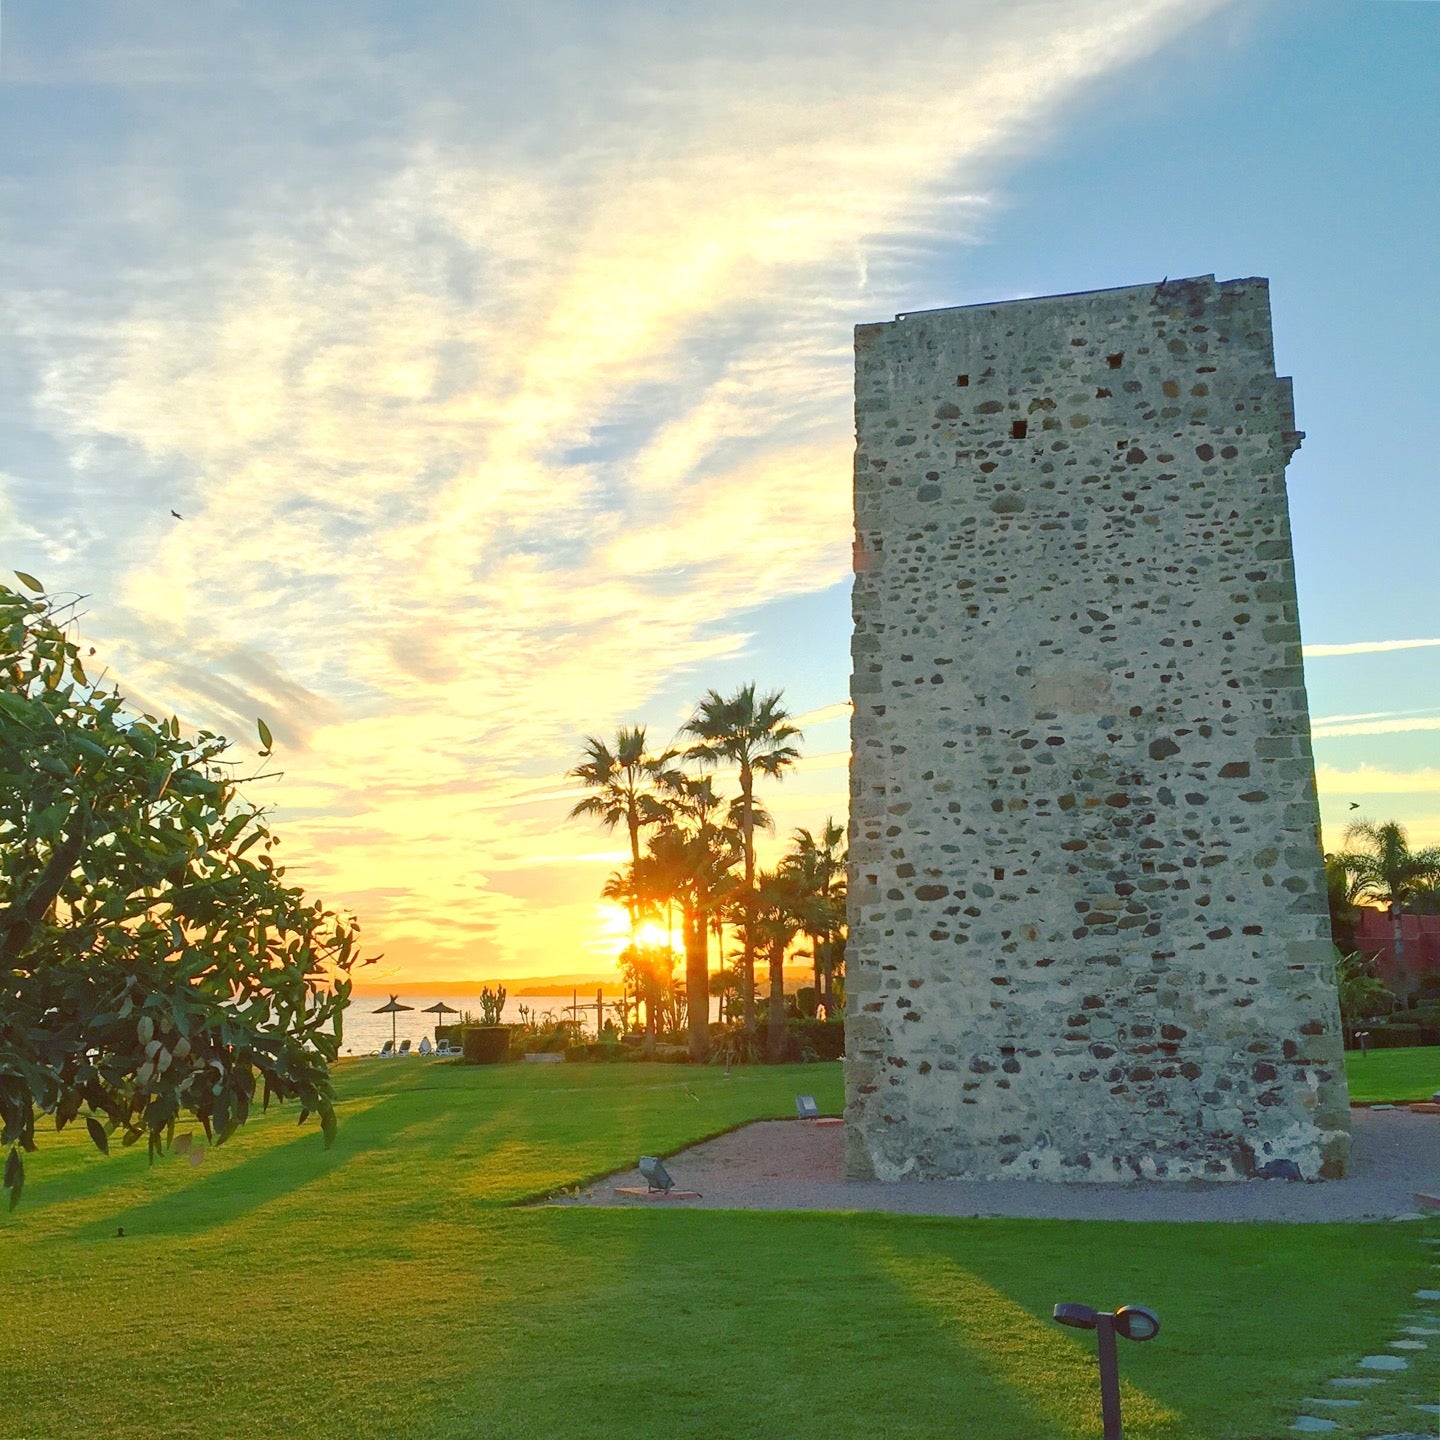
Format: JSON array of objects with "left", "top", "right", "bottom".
[{"left": 845, "top": 276, "right": 1349, "bottom": 1183}]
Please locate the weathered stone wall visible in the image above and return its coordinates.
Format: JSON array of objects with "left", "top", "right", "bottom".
[{"left": 844, "top": 276, "right": 1350, "bottom": 1183}]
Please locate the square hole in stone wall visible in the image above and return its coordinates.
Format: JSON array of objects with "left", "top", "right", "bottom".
[{"left": 1011, "top": 420, "right": 1028, "bottom": 439}]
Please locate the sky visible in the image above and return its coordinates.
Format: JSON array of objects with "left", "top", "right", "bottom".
[{"left": 2, "top": 0, "right": 1436, "bottom": 987}]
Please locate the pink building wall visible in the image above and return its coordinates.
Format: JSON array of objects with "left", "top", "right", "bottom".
[{"left": 1354, "top": 907, "right": 1440, "bottom": 999}]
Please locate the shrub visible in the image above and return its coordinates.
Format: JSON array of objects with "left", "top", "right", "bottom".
[
  {"left": 511, "top": 1021, "right": 579, "bottom": 1056},
  {"left": 787, "top": 1017, "right": 845, "bottom": 1061},
  {"left": 707, "top": 1024, "right": 764, "bottom": 1065},
  {"left": 1376, "top": 1021, "right": 1422, "bottom": 1049},
  {"left": 705, "top": 1019, "right": 845, "bottom": 1063}
]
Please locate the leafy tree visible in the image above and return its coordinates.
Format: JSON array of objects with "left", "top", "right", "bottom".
[
  {"left": 0, "top": 577, "right": 363, "bottom": 1207},
  {"left": 682, "top": 686, "right": 801, "bottom": 1034}
]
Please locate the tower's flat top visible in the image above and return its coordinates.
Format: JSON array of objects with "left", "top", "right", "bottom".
[{"left": 886, "top": 273, "right": 1266, "bottom": 324}]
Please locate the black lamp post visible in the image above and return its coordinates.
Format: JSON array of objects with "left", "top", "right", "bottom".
[{"left": 1053, "top": 1302, "right": 1161, "bottom": 1440}]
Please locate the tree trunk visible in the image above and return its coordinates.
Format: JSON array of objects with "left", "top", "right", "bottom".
[
  {"left": 740, "top": 765, "right": 757, "bottom": 1034},
  {"left": 766, "top": 943, "right": 787, "bottom": 1062},
  {"left": 712, "top": 915, "right": 725, "bottom": 1023},
  {"left": 686, "top": 909, "right": 709, "bottom": 1063}
]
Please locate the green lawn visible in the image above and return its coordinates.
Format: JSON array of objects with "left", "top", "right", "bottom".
[
  {"left": 0, "top": 1059, "right": 1434, "bottom": 1440},
  {"left": 1345, "top": 1043, "right": 1440, "bottom": 1103}
]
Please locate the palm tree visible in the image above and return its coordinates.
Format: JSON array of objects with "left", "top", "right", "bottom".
[
  {"left": 1336, "top": 819, "right": 1440, "bottom": 969},
  {"left": 647, "top": 774, "right": 742, "bottom": 1061},
  {"left": 682, "top": 685, "right": 801, "bottom": 1033},
  {"left": 781, "top": 818, "right": 847, "bottom": 1016},
  {"left": 751, "top": 868, "right": 805, "bottom": 1062},
  {"left": 568, "top": 727, "right": 677, "bottom": 936}
]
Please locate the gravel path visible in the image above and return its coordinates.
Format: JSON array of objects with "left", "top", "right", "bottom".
[{"left": 547, "top": 1108, "right": 1439, "bottom": 1222}]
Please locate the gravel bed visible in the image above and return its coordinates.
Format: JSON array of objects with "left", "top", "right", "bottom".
[{"left": 546, "top": 1108, "right": 1438, "bottom": 1222}]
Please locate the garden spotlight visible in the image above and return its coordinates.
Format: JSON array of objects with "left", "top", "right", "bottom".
[
  {"left": 1052, "top": 1301, "right": 1161, "bottom": 1440},
  {"left": 637, "top": 1156, "right": 674, "bottom": 1194}
]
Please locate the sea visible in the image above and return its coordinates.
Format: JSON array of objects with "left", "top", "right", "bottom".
[{"left": 339, "top": 991, "right": 724, "bottom": 1056}]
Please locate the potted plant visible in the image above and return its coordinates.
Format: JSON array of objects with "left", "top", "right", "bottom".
[{"left": 461, "top": 985, "right": 512, "bottom": 1063}]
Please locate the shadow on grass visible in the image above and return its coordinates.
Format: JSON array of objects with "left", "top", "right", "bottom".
[{"left": 70, "top": 1086, "right": 446, "bottom": 1240}]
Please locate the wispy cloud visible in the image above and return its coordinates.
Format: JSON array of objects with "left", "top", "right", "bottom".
[
  {"left": 2, "top": 0, "right": 1231, "bottom": 977},
  {"left": 1304, "top": 639, "right": 1440, "bottom": 657},
  {"left": 792, "top": 700, "right": 853, "bottom": 730},
  {"left": 1312, "top": 716, "right": 1440, "bottom": 739}
]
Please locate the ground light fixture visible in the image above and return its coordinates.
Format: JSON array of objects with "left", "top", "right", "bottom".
[
  {"left": 1053, "top": 1302, "right": 1161, "bottom": 1439},
  {"left": 637, "top": 1156, "right": 674, "bottom": 1193}
]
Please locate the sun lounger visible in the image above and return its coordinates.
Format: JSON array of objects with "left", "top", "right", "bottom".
[
  {"left": 377, "top": 1040, "right": 395, "bottom": 1059},
  {"left": 418, "top": 1036, "right": 433, "bottom": 1056},
  {"left": 396, "top": 1039, "right": 412, "bottom": 1057}
]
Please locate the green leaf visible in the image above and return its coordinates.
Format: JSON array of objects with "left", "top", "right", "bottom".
[
  {"left": 257, "top": 717, "right": 273, "bottom": 753},
  {"left": 320, "top": 1106, "right": 337, "bottom": 1150},
  {"left": 34, "top": 796, "right": 71, "bottom": 841},
  {"left": 84, "top": 1117, "right": 110, "bottom": 1155},
  {"left": 4, "top": 1149, "right": 22, "bottom": 1211},
  {"left": 13, "top": 570, "right": 42, "bottom": 592}
]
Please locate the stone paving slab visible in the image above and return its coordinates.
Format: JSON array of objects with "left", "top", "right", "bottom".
[{"left": 1359, "top": 1355, "right": 1410, "bottom": 1371}]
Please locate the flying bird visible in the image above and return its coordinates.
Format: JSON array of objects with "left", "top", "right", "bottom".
[
  {"left": 1349, "top": 801, "right": 1360, "bottom": 809},
  {"left": 170, "top": 509, "right": 183, "bottom": 520}
]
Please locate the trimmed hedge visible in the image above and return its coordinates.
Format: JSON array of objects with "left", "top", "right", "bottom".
[{"left": 461, "top": 1025, "right": 512, "bottom": 1064}]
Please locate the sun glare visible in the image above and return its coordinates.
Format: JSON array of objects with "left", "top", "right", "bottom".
[{"left": 593, "top": 904, "right": 674, "bottom": 958}]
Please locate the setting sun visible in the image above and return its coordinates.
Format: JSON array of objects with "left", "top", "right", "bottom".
[
  {"left": 594, "top": 904, "right": 675, "bottom": 959},
  {"left": 633, "top": 921, "right": 672, "bottom": 951}
]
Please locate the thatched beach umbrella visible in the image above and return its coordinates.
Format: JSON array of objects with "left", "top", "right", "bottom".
[
  {"left": 373, "top": 994, "right": 413, "bottom": 1048},
  {"left": 422, "top": 1000, "right": 460, "bottom": 1039}
]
